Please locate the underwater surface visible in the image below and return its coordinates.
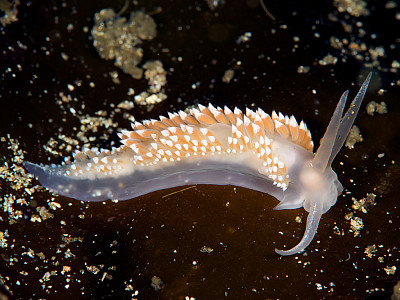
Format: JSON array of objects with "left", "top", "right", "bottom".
[{"left": 1, "top": 0, "right": 400, "bottom": 299}]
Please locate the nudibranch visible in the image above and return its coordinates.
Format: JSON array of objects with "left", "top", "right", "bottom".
[{"left": 24, "top": 73, "right": 372, "bottom": 256}]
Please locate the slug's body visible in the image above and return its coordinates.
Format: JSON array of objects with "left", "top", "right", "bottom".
[{"left": 24, "top": 73, "right": 372, "bottom": 255}]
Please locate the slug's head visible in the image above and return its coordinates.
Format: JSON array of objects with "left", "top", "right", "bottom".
[
  {"left": 300, "top": 162, "right": 342, "bottom": 214},
  {"left": 275, "top": 73, "right": 372, "bottom": 256}
]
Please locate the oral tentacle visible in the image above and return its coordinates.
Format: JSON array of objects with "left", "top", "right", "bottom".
[{"left": 275, "top": 199, "right": 322, "bottom": 256}]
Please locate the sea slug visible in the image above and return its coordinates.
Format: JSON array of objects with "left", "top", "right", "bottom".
[{"left": 24, "top": 73, "right": 372, "bottom": 255}]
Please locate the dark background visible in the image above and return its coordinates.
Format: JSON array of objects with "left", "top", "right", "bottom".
[{"left": 1, "top": 0, "right": 399, "bottom": 299}]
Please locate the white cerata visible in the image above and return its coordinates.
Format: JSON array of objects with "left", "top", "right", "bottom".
[{"left": 24, "top": 73, "right": 372, "bottom": 256}]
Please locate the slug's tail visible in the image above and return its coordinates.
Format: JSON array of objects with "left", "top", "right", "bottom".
[
  {"left": 275, "top": 199, "right": 322, "bottom": 256},
  {"left": 22, "top": 160, "right": 122, "bottom": 202},
  {"left": 23, "top": 146, "right": 136, "bottom": 201}
]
